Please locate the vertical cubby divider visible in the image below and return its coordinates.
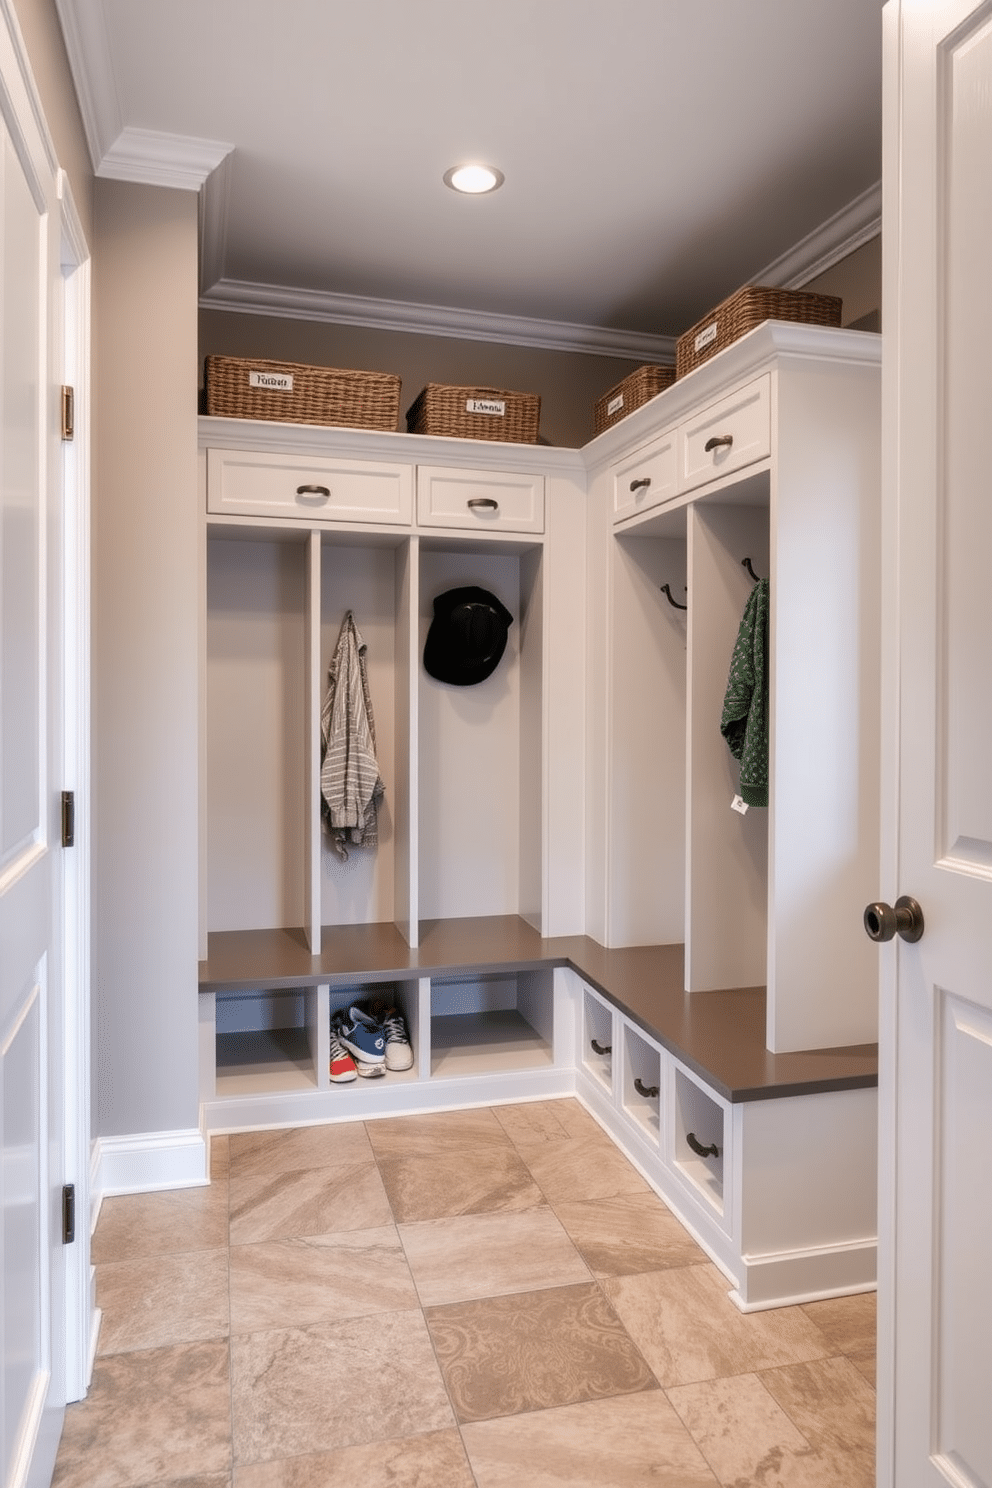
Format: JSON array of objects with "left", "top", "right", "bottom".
[
  {"left": 305, "top": 532, "right": 322, "bottom": 952},
  {"left": 685, "top": 492, "right": 770, "bottom": 991}
]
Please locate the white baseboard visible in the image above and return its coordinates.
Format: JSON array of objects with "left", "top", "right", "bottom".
[{"left": 91, "top": 1127, "right": 209, "bottom": 1197}]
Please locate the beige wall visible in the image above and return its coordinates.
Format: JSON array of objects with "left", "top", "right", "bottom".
[
  {"left": 199, "top": 311, "right": 651, "bottom": 449},
  {"left": 804, "top": 235, "right": 882, "bottom": 332},
  {"left": 92, "top": 179, "right": 201, "bottom": 1139},
  {"left": 12, "top": 0, "right": 93, "bottom": 243}
]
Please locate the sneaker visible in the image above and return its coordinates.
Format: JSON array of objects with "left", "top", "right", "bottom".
[
  {"left": 379, "top": 1008, "right": 414, "bottom": 1071},
  {"left": 337, "top": 1006, "right": 386, "bottom": 1065},
  {"left": 355, "top": 1057, "right": 386, "bottom": 1079},
  {"left": 328, "top": 1025, "right": 357, "bottom": 1083}
]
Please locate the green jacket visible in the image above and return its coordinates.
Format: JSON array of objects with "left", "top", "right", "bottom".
[{"left": 720, "top": 578, "right": 769, "bottom": 808}]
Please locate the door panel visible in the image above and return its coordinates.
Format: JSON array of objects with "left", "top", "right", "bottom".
[
  {"left": 883, "top": 2, "right": 992, "bottom": 1485},
  {"left": 0, "top": 40, "right": 66, "bottom": 1485}
]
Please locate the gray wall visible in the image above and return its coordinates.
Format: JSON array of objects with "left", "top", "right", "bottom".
[{"left": 92, "top": 180, "right": 201, "bottom": 1139}]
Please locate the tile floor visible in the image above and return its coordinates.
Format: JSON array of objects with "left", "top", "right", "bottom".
[{"left": 52, "top": 1099, "right": 877, "bottom": 1487}]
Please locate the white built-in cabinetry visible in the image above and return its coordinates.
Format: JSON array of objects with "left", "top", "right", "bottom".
[
  {"left": 198, "top": 321, "right": 881, "bottom": 1309},
  {"left": 585, "top": 322, "right": 882, "bottom": 1053}
]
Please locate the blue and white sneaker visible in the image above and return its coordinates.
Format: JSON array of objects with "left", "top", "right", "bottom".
[{"left": 338, "top": 1006, "right": 386, "bottom": 1065}]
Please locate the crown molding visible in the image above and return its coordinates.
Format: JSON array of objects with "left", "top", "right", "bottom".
[
  {"left": 754, "top": 180, "right": 882, "bottom": 289},
  {"left": 199, "top": 278, "right": 679, "bottom": 362},
  {"left": 96, "top": 126, "right": 233, "bottom": 191},
  {"left": 53, "top": 0, "right": 121, "bottom": 171}
]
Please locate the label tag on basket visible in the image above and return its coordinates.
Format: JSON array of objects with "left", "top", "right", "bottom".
[
  {"left": 607, "top": 393, "right": 625, "bottom": 416},
  {"left": 467, "top": 398, "right": 505, "bottom": 417},
  {"left": 249, "top": 370, "right": 294, "bottom": 392},
  {"left": 695, "top": 322, "right": 719, "bottom": 354},
  {"left": 731, "top": 794, "right": 749, "bottom": 815}
]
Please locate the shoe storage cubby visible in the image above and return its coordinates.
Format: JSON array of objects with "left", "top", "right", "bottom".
[
  {"left": 427, "top": 967, "right": 556, "bottom": 1079},
  {"left": 327, "top": 981, "right": 421, "bottom": 1086},
  {"left": 212, "top": 986, "right": 326, "bottom": 1098},
  {"left": 672, "top": 1063, "right": 727, "bottom": 1216},
  {"left": 620, "top": 1023, "right": 663, "bottom": 1146},
  {"left": 580, "top": 985, "right": 615, "bottom": 1097}
]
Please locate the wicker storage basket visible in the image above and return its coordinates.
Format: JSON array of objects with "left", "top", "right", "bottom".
[
  {"left": 593, "top": 364, "right": 676, "bottom": 436},
  {"left": 406, "top": 384, "right": 541, "bottom": 443},
  {"left": 675, "top": 286, "right": 843, "bottom": 379},
  {"left": 202, "top": 355, "right": 401, "bottom": 431}
]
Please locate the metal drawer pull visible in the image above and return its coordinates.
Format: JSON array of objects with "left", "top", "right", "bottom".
[
  {"left": 704, "top": 434, "right": 733, "bottom": 452},
  {"left": 686, "top": 1131, "right": 720, "bottom": 1159},
  {"left": 629, "top": 477, "right": 651, "bottom": 491},
  {"left": 634, "top": 1078, "right": 659, "bottom": 1099},
  {"left": 296, "top": 484, "right": 330, "bottom": 499},
  {"left": 467, "top": 497, "right": 499, "bottom": 511},
  {"left": 590, "top": 1038, "right": 612, "bottom": 1056}
]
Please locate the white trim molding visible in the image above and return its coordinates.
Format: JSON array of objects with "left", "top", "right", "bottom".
[
  {"left": 754, "top": 180, "right": 882, "bottom": 290},
  {"left": 92, "top": 1128, "right": 209, "bottom": 1197},
  {"left": 199, "top": 278, "right": 680, "bottom": 362},
  {"left": 96, "top": 126, "right": 233, "bottom": 191}
]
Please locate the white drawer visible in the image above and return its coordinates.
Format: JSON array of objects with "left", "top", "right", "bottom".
[
  {"left": 206, "top": 448, "right": 413, "bottom": 525},
  {"left": 612, "top": 426, "right": 678, "bottom": 522},
  {"left": 417, "top": 465, "right": 544, "bottom": 534},
  {"left": 679, "top": 374, "right": 771, "bottom": 493}
]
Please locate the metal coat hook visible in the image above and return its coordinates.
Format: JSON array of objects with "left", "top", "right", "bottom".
[
  {"left": 742, "top": 557, "right": 762, "bottom": 583},
  {"left": 660, "top": 583, "right": 687, "bottom": 610}
]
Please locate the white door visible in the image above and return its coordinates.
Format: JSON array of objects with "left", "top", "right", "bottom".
[
  {"left": 0, "top": 26, "right": 69, "bottom": 1488},
  {"left": 879, "top": 2, "right": 992, "bottom": 1485}
]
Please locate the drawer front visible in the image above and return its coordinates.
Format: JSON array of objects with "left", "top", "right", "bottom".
[
  {"left": 417, "top": 465, "right": 545, "bottom": 534},
  {"left": 612, "top": 427, "right": 678, "bottom": 522},
  {"left": 679, "top": 374, "right": 771, "bottom": 493},
  {"left": 206, "top": 448, "right": 413, "bottom": 525}
]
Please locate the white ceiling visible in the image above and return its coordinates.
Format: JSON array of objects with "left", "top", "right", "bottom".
[{"left": 55, "top": 0, "right": 884, "bottom": 359}]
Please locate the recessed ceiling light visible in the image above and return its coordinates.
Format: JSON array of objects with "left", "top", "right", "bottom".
[{"left": 443, "top": 164, "right": 505, "bottom": 195}]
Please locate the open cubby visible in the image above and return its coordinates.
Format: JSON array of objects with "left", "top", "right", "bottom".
[
  {"left": 608, "top": 521, "right": 687, "bottom": 946},
  {"left": 429, "top": 968, "right": 554, "bottom": 1078},
  {"left": 214, "top": 986, "right": 322, "bottom": 1096},
  {"left": 673, "top": 1063, "right": 726, "bottom": 1212},
  {"left": 581, "top": 986, "right": 614, "bottom": 1095},
  {"left": 206, "top": 533, "right": 308, "bottom": 936},
  {"left": 685, "top": 488, "right": 770, "bottom": 992},
  {"left": 418, "top": 540, "right": 544, "bottom": 931},
  {"left": 621, "top": 1024, "right": 662, "bottom": 1145}
]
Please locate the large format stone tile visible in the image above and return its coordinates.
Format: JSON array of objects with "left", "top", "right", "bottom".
[
  {"left": 230, "top": 1227, "right": 418, "bottom": 1333},
  {"left": 230, "top": 1311, "right": 453, "bottom": 1463},
  {"left": 667, "top": 1371, "right": 829, "bottom": 1488},
  {"left": 233, "top": 1430, "right": 475, "bottom": 1487},
  {"left": 52, "top": 1342, "right": 231, "bottom": 1488},
  {"left": 552, "top": 1192, "right": 709, "bottom": 1277},
  {"left": 96, "top": 1249, "right": 229, "bottom": 1354},
  {"left": 365, "top": 1107, "right": 514, "bottom": 1160},
  {"left": 228, "top": 1160, "right": 392, "bottom": 1243},
  {"left": 399, "top": 1207, "right": 590, "bottom": 1305},
  {"left": 493, "top": 1098, "right": 604, "bottom": 1146},
  {"left": 92, "top": 1185, "right": 230, "bottom": 1263},
  {"left": 514, "top": 1131, "right": 651, "bottom": 1205},
  {"left": 461, "top": 1391, "right": 720, "bottom": 1487},
  {"left": 602, "top": 1264, "right": 830, "bottom": 1388},
  {"left": 760, "top": 1354, "right": 877, "bottom": 1465},
  {"left": 227, "top": 1122, "right": 373, "bottom": 1177},
  {"left": 425, "top": 1282, "right": 657, "bottom": 1423},
  {"left": 376, "top": 1146, "right": 544, "bottom": 1223},
  {"left": 800, "top": 1290, "right": 877, "bottom": 1357}
]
